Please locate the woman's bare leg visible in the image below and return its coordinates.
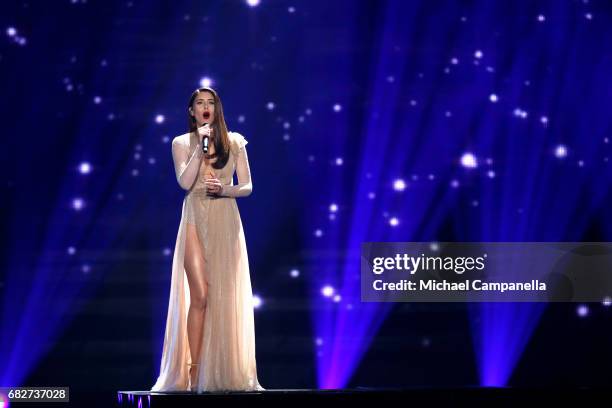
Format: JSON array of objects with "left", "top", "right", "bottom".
[{"left": 184, "top": 223, "right": 208, "bottom": 389}]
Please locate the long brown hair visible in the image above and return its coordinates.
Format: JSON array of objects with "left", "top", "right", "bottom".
[{"left": 187, "top": 86, "right": 230, "bottom": 169}]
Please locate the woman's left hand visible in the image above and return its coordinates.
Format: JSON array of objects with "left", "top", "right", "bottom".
[{"left": 205, "top": 178, "right": 223, "bottom": 195}]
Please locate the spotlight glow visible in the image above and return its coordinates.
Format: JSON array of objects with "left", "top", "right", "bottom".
[
  {"left": 253, "top": 295, "right": 262, "bottom": 309},
  {"left": 246, "top": 0, "right": 260, "bottom": 6},
  {"left": 321, "top": 285, "right": 335, "bottom": 297},
  {"left": 554, "top": 144, "right": 568, "bottom": 159},
  {"left": 290, "top": 268, "right": 300, "bottom": 278},
  {"left": 489, "top": 94, "right": 498, "bottom": 103},
  {"left": 513, "top": 108, "right": 528, "bottom": 119},
  {"left": 577, "top": 304, "right": 589, "bottom": 317},
  {"left": 333, "top": 104, "right": 342, "bottom": 112},
  {"left": 393, "top": 178, "right": 406, "bottom": 191},
  {"left": 72, "top": 198, "right": 85, "bottom": 211},
  {"left": 199, "top": 76, "right": 213, "bottom": 87},
  {"left": 78, "top": 162, "right": 91, "bottom": 174},
  {"left": 266, "top": 102, "right": 275, "bottom": 110},
  {"left": 460, "top": 152, "right": 478, "bottom": 168},
  {"left": 389, "top": 217, "right": 399, "bottom": 227},
  {"left": 155, "top": 114, "right": 165, "bottom": 124},
  {"left": 329, "top": 203, "right": 338, "bottom": 213}
]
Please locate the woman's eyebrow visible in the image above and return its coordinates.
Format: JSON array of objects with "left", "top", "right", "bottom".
[{"left": 196, "top": 98, "right": 214, "bottom": 102}]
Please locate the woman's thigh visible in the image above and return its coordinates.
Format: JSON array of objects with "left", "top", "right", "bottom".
[{"left": 184, "top": 223, "right": 208, "bottom": 307}]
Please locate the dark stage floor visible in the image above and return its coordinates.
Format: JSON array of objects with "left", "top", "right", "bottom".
[{"left": 115, "top": 387, "right": 612, "bottom": 407}]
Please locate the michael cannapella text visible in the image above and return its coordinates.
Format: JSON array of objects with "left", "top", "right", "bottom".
[
  {"left": 372, "top": 279, "right": 546, "bottom": 292},
  {"left": 370, "top": 253, "right": 547, "bottom": 293}
]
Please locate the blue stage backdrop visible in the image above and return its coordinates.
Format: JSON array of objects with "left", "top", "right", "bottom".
[{"left": 1, "top": 0, "right": 611, "bottom": 397}]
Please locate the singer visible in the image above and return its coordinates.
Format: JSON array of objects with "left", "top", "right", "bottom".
[{"left": 152, "top": 87, "right": 264, "bottom": 392}]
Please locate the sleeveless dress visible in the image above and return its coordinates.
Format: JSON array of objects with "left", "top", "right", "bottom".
[{"left": 152, "top": 130, "right": 263, "bottom": 392}]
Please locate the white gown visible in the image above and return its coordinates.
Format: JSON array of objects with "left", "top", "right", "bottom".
[{"left": 152, "top": 131, "right": 263, "bottom": 392}]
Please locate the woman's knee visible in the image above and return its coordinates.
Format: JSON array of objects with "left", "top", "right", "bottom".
[{"left": 190, "top": 285, "right": 208, "bottom": 311}]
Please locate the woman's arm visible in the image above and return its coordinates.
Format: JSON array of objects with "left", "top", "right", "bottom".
[
  {"left": 172, "top": 137, "right": 203, "bottom": 190},
  {"left": 220, "top": 146, "right": 252, "bottom": 198}
]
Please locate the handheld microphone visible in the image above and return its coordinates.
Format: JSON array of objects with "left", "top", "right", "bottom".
[
  {"left": 203, "top": 134, "right": 209, "bottom": 154},
  {"left": 200, "top": 123, "right": 210, "bottom": 154}
]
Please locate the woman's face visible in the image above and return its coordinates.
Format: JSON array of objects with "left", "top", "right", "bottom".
[{"left": 190, "top": 91, "right": 216, "bottom": 127}]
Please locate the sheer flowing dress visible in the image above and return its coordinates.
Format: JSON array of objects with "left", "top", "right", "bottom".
[{"left": 152, "top": 131, "right": 263, "bottom": 392}]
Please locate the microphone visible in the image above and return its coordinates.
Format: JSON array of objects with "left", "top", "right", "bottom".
[
  {"left": 203, "top": 134, "right": 209, "bottom": 154},
  {"left": 200, "top": 123, "right": 210, "bottom": 154}
]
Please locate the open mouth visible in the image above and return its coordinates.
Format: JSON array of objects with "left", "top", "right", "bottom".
[{"left": 203, "top": 112, "right": 211, "bottom": 120}]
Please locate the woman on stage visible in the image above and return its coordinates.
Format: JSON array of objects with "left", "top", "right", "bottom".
[{"left": 152, "top": 87, "right": 263, "bottom": 392}]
